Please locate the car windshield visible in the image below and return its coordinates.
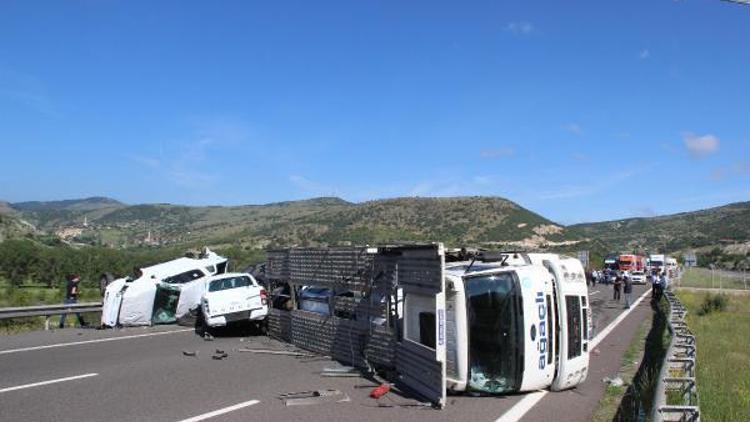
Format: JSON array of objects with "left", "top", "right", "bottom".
[
  {"left": 208, "top": 276, "right": 252, "bottom": 292},
  {"left": 465, "top": 272, "right": 523, "bottom": 394}
]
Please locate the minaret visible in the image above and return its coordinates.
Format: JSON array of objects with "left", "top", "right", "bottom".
[{"left": 83, "top": 216, "right": 88, "bottom": 227}]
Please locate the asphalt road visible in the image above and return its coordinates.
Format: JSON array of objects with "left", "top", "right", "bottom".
[{"left": 0, "top": 283, "right": 651, "bottom": 422}]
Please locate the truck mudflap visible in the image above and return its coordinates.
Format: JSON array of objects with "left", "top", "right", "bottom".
[{"left": 392, "top": 244, "right": 447, "bottom": 408}]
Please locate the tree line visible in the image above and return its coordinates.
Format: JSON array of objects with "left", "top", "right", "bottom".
[{"left": 0, "top": 239, "right": 265, "bottom": 288}]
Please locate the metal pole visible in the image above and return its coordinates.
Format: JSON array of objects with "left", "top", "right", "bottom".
[{"left": 712, "top": 267, "right": 715, "bottom": 289}]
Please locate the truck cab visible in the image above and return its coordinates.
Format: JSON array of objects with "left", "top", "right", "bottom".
[{"left": 438, "top": 253, "right": 590, "bottom": 394}]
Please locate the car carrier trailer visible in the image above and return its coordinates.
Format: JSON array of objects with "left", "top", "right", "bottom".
[{"left": 262, "top": 244, "right": 591, "bottom": 408}]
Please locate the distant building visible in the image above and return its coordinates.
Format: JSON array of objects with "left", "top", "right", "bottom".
[{"left": 683, "top": 251, "right": 697, "bottom": 267}]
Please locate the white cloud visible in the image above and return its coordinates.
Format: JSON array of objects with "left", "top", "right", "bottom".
[
  {"left": 683, "top": 133, "right": 719, "bottom": 158},
  {"left": 563, "top": 123, "right": 582, "bottom": 135},
  {"left": 639, "top": 49, "right": 650, "bottom": 60},
  {"left": 480, "top": 147, "right": 515, "bottom": 159},
  {"left": 505, "top": 21, "right": 534, "bottom": 35}
]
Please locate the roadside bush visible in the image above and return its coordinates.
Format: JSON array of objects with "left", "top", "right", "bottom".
[{"left": 698, "top": 294, "right": 728, "bottom": 316}]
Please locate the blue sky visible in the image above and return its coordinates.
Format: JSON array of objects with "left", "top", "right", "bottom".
[{"left": 0, "top": 0, "right": 748, "bottom": 224}]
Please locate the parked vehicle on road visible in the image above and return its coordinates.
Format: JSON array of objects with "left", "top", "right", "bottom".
[
  {"left": 648, "top": 254, "right": 665, "bottom": 273},
  {"left": 629, "top": 270, "right": 647, "bottom": 284},
  {"left": 201, "top": 273, "right": 268, "bottom": 328},
  {"left": 604, "top": 255, "right": 619, "bottom": 272}
]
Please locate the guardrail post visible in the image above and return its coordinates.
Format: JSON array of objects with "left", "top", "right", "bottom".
[{"left": 45, "top": 315, "right": 51, "bottom": 331}]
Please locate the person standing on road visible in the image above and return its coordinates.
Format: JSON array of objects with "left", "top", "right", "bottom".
[
  {"left": 613, "top": 275, "right": 622, "bottom": 302},
  {"left": 623, "top": 275, "right": 633, "bottom": 309},
  {"left": 651, "top": 273, "right": 664, "bottom": 302},
  {"left": 660, "top": 271, "right": 669, "bottom": 291},
  {"left": 59, "top": 274, "right": 86, "bottom": 328}
]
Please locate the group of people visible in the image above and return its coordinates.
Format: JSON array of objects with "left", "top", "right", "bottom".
[
  {"left": 587, "top": 268, "right": 620, "bottom": 286},
  {"left": 586, "top": 267, "right": 670, "bottom": 310},
  {"left": 610, "top": 272, "right": 635, "bottom": 309},
  {"left": 649, "top": 269, "right": 669, "bottom": 302}
]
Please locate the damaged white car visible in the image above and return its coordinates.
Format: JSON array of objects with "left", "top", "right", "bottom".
[
  {"left": 101, "top": 248, "right": 228, "bottom": 327},
  {"left": 201, "top": 273, "right": 268, "bottom": 329}
]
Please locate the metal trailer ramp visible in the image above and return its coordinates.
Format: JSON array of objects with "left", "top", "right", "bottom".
[{"left": 264, "top": 244, "right": 448, "bottom": 408}]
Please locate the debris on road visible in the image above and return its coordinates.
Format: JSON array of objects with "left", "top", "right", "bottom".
[
  {"left": 369, "top": 384, "right": 391, "bottom": 399},
  {"left": 203, "top": 332, "right": 214, "bottom": 341},
  {"left": 237, "top": 348, "right": 316, "bottom": 357},
  {"left": 182, "top": 350, "right": 198, "bottom": 357},
  {"left": 279, "top": 390, "right": 350, "bottom": 406},
  {"left": 321, "top": 366, "right": 360, "bottom": 377},
  {"left": 602, "top": 376, "right": 624, "bottom": 387},
  {"left": 212, "top": 349, "right": 229, "bottom": 360}
]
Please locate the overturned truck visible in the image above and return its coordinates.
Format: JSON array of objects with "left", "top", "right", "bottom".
[{"left": 264, "top": 244, "right": 591, "bottom": 408}]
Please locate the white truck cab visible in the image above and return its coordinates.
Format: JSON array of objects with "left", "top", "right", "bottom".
[{"left": 415, "top": 252, "right": 591, "bottom": 395}]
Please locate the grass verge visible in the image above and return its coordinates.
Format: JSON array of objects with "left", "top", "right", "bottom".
[
  {"left": 680, "top": 268, "right": 749, "bottom": 290},
  {"left": 0, "top": 312, "right": 102, "bottom": 335},
  {"left": 592, "top": 297, "right": 672, "bottom": 422},
  {"left": 677, "top": 290, "right": 750, "bottom": 421},
  {"left": 591, "top": 313, "right": 651, "bottom": 422}
]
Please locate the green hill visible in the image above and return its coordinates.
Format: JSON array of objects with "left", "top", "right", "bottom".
[
  {"left": 5, "top": 196, "right": 749, "bottom": 258},
  {"left": 0, "top": 214, "right": 36, "bottom": 242},
  {"left": 570, "top": 201, "right": 750, "bottom": 252},
  {"left": 6, "top": 196, "right": 584, "bottom": 249}
]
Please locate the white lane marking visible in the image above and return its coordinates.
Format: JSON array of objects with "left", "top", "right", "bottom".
[
  {"left": 494, "top": 288, "right": 651, "bottom": 422},
  {"left": 175, "top": 399, "right": 260, "bottom": 422},
  {"left": 0, "top": 329, "right": 193, "bottom": 356},
  {"left": 591, "top": 288, "right": 650, "bottom": 349},
  {"left": 0, "top": 373, "right": 98, "bottom": 393},
  {"left": 494, "top": 391, "right": 546, "bottom": 422}
]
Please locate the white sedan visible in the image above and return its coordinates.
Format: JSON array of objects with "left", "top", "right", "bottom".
[
  {"left": 201, "top": 273, "right": 268, "bottom": 328},
  {"left": 629, "top": 270, "right": 647, "bottom": 284}
]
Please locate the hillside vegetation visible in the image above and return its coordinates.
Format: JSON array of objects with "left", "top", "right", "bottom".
[
  {"left": 0, "top": 214, "right": 35, "bottom": 242},
  {"left": 1, "top": 197, "right": 748, "bottom": 268},
  {"left": 4, "top": 196, "right": 583, "bottom": 249},
  {"left": 570, "top": 202, "right": 750, "bottom": 253}
]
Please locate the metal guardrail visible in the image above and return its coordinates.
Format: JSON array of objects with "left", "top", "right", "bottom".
[
  {"left": 652, "top": 289, "right": 700, "bottom": 421},
  {"left": 0, "top": 302, "right": 103, "bottom": 329}
]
